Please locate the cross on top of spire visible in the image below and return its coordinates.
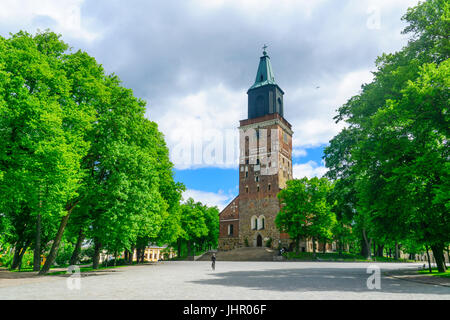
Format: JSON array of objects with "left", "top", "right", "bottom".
[{"left": 262, "top": 44, "right": 268, "bottom": 56}]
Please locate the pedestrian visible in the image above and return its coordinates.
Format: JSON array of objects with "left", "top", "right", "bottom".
[{"left": 211, "top": 253, "right": 216, "bottom": 271}]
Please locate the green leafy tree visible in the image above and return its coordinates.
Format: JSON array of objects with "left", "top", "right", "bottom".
[
  {"left": 276, "top": 177, "right": 336, "bottom": 256},
  {"left": 324, "top": 0, "right": 449, "bottom": 270}
]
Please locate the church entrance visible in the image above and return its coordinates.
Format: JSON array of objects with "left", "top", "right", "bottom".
[{"left": 256, "top": 234, "right": 263, "bottom": 247}]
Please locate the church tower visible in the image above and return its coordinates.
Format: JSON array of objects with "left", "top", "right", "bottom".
[{"left": 218, "top": 47, "right": 293, "bottom": 250}]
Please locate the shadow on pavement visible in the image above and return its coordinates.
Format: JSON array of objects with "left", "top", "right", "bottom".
[{"left": 189, "top": 267, "right": 450, "bottom": 295}]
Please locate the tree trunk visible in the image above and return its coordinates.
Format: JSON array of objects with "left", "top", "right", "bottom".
[
  {"left": 394, "top": 241, "right": 399, "bottom": 260},
  {"left": 296, "top": 235, "right": 300, "bottom": 253},
  {"left": 425, "top": 244, "right": 432, "bottom": 273},
  {"left": 136, "top": 248, "right": 141, "bottom": 264},
  {"left": 129, "top": 246, "right": 135, "bottom": 264},
  {"left": 322, "top": 239, "right": 326, "bottom": 254},
  {"left": 33, "top": 213, "right": 41, "bottom": 271},
  {"left": 361, "top": 229, "right": 371, "bottom": 260},
  {"left": 15, "top": 239, "right": 31, "bottom": 271},
  {"left": 376, "top": 245, "right": 384, "bottom": 258},
  {"left": 312, "top": 236, "right": 316, "bottom": 258},
  {"left": 177, "top": 239, "right": 182, "bottom": 258},
  {"left": 11, "top": 242, "right": 24, "bottom": 270},
  {"left": 187, "top": 240, "right": 191, "bottom": 258},
  {"left": 69, "top": 228, "right": 84, "bottom": 266},
  {"left": 430, "top": 244, "right": 446, "bottom": 273},
  {"left": 338, "top": 236, "right": 343, "bottom": 256},
  {"left": 39, "top": 200, "right": 79, "bottom": 275},
  {"left": 447, "top": 247, "right": 450, "bottom": 264},
  {"left": 92, "top": 239, "right": 101, "bottom": 269}
]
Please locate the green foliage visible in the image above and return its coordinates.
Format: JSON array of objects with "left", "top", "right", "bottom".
[
  {"left": 265, "top": 237, "right": 272, "bottom": 248},
  {"left": 0, "top": 30, "right": 189, "bottom": 271},
  {"left": 275, "top": 177, "right": 336, "bottom": 251},
  {"left": 175, "top": 198, "right": 219, "bottom": 256},
  {"left": 55, "top": 242, "right": 74, "bottom": 266},
  {"left": 324, "top": 0, "right": 449, "bottom": 270}
]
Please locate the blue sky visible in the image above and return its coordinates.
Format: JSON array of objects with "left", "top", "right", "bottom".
[
  {"left": 0, "top": 0, "right": 420, "bottom": 210},
  {"left": 175, "top": 144, "right": 327, "bottom": 199}
]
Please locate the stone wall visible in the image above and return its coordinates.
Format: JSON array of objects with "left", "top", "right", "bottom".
[
  {"left": 218, "top": 238, "right": 241, "bottom": 251},
  {"left": 239, "top": 197, "right": 281, "bottom": 249}
]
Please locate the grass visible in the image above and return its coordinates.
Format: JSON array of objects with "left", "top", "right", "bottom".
[
  {"left": 418, "top": 268, "right": 450, "bottom": 278},
  {"left": 9, "top": 264, "right": 70, "bottom": 273},
  {"left": 46, "top": 263, "right": 137, "bottom": 276},
  {"left": 284, "top": 251, "right": 415, "bottom": 262}
]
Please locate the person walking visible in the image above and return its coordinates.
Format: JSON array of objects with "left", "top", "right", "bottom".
[{"left": 211, "top": 253, "right": 216, "bottom": 271}]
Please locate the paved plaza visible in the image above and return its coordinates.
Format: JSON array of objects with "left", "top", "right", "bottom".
[{"left": 0, "top": 261, "right": 449, "bottom": 300}]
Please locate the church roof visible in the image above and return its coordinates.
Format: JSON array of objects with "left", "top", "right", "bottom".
[{"left": 248, "top": 47, "right": 277, "bottom": 91}]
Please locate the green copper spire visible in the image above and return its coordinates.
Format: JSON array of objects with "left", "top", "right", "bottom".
[{"left": 249, "top": 45, "right": 277, "bottom": 91}]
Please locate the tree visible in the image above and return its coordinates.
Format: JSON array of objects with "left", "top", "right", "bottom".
[
  {"left": 0, "top": 31, "right": 94, "bottom": 271},
  {"left": 275, "top": 177, "right": 336, "bottom": 256},
  {"left": 324, "top": 0, "right": 449, "bottom": 271}
]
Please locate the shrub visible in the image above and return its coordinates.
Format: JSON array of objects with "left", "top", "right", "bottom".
[
  {"left": 55, "top": 242, "right": 75, "bottom": 266},
  {"left": 265, "top": 237, "right": 272, "bottom": 248}
]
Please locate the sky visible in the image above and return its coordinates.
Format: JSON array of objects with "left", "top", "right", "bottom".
[{"left": 0, "top": 0, "right": 420, "bottom": 210}]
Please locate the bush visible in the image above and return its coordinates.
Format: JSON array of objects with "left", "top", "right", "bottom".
[
  {"left": 55, "top": 242, "right": 74, "bottom": 266},
  {"left": 20, "top": 251, "right": 34, "bottom": 269},
  {"left": 244, "top": 238, "right": 249, "bottom": 247},
  {"left": 265, "top": 238, "right": 272, "bottom": 248},
  {"left": 0, "top": 250, "right": 14, "bottom": 268},
  {"left": 80, "top": 246, "right": 95, "bottom": 263},
  {"left": 101, "top": 258, "right": 127, "bottom": 267}
]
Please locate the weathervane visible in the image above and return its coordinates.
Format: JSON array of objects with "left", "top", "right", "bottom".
[{"left": 262, "top": 44, "right": 268, "bottom": 56}]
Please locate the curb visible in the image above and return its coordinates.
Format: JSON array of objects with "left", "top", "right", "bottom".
[{"left": 385, "top": 272, "right": 450, "bottom": 288}]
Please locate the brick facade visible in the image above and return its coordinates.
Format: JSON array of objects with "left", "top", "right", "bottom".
[
  {"left": 219, "top": 113, "right": 294, "bottom": 251},
  {"left": 218, "top": 197, "right": 240, "bottom": 251},
  {"left": 218, "top": 52, "right": 294, "bottom": 251}
]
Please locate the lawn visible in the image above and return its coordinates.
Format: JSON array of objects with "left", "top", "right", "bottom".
[
  {"left": 284, "top": 251, "right": 414, "bottom": 262},
  {"left": 418, "top": 268, "right": 450, "bottom": 278}
]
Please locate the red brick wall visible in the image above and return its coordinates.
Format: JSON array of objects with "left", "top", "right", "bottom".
[{"left": 219, "top": 196, "right": 239, "bottom": 239}]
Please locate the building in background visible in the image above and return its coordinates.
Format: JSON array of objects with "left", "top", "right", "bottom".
[{"left": 219, "top": 48, "right": 293, "bottom": 251}]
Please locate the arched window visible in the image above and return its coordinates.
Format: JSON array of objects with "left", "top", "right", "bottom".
[
  {"left": 258, "top": 216, "right": 265, "bottom": 230},
  {"left": 228, "top": 224, "right": 234, "bottom": 236},
  {"left": 251, "top": 216, "right": 258, "bottom": 230}
]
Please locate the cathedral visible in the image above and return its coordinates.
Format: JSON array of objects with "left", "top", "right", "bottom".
[{"left": 218, "top": 48, "right": 294, "bottom": 251}]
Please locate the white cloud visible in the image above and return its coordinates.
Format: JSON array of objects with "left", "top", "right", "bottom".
[
  {"left": 289, "top": 69, "right": 373, "bottom": 149},
  {"left": 293, "top": 160, "right": 328, "bottom": 179},
  {"left": 155, "top": 68, "right": 373, "bottom": 170},
  {"left": 1, "top": 0, "right": 420, "bottom": 173},
  {"left": 182, "top": 189, "right": 235, "bottom": 211},
  {"left": 151, "top": 83, "right": 245, "bottom": 170},
  {"left": 0, "top": 0, "right": 100, "bottom": 41},
  {"left": 292, "top": 148, "right": 307, "bottom": 158}
]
